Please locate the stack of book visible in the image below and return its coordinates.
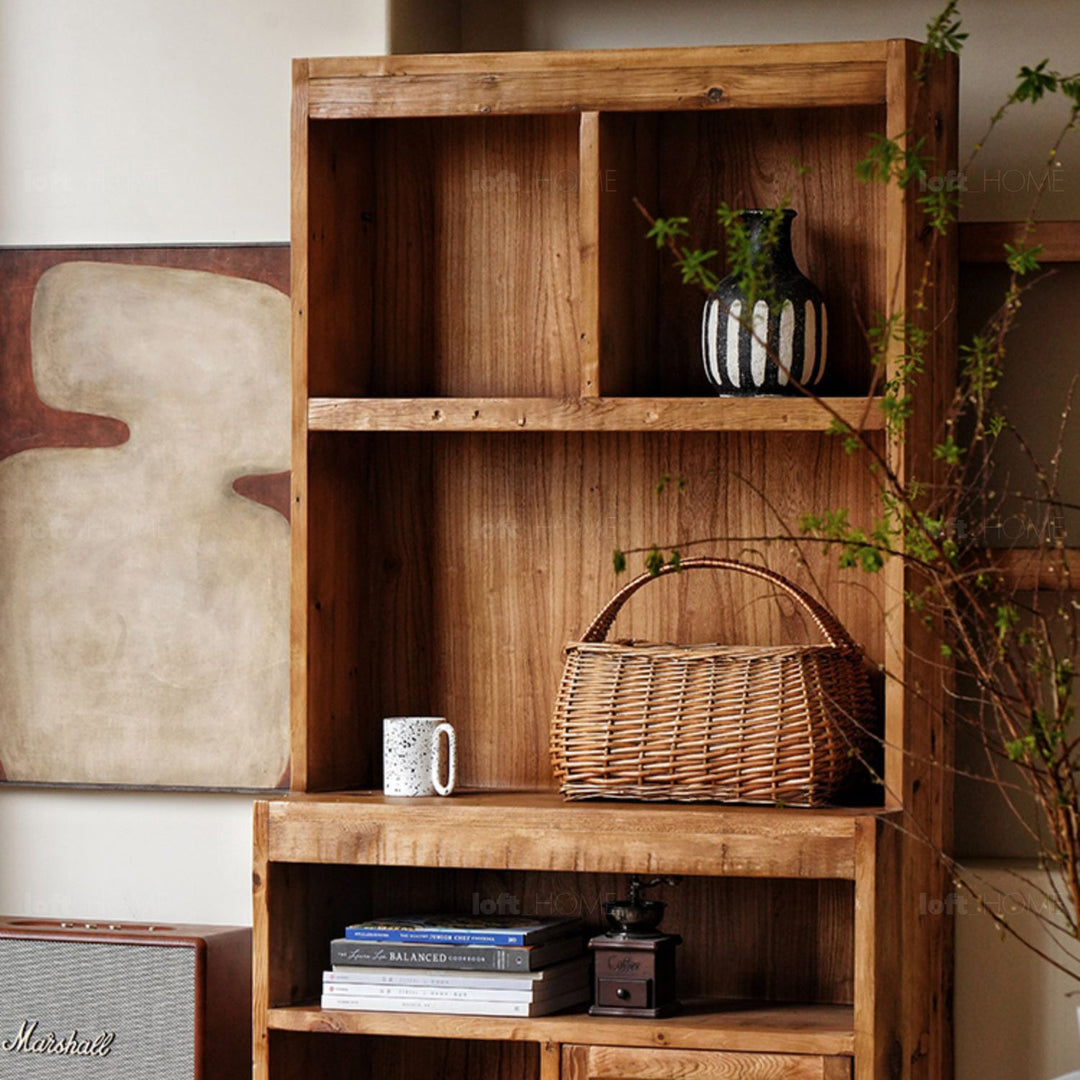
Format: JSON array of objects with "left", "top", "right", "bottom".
[{"left": 324, "top": 913, "right": 588, "bottom": 1017}]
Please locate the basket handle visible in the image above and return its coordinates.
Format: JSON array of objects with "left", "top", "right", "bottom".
[{"left": 581, "top": 556, "right": 856, "bottom": 649}]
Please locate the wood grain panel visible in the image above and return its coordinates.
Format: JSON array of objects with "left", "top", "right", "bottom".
[
  {"left": 305, "top": 118, "right": 375, "bottom": 398},
  {"left": 269, "top": 1030, "right": 372, "bottom": 1080},
  {"left": 268, "top": 794, "right": 866, "bottom": 878},
  {"left": 978, "top": 546, "right": 1080, "bottom": 590},
  {"left": 594, "top": 113, "right": 659, "bottom": 396},
  {"left": 298, "top": 429, "right": 886, "bottom": 793},
  {"left": 959, "top": 220, "right": 1080, "bottom": 264},
  {"left": 305, "top": 44, "right": 888, "bottom": 119},
  {"left": 882, "top": 44, "right": 958, "bottom": 1080},
  {"left": 564, "top": 1043, "right": 851, "bottom": 1079},
  {"left": 254, "top": 801, "right": 271, "bottom": 1080},
  {"left": 636, "top": 106, "right": 887, "bottom": 397},
  {"left": 325, "top": 864, "right": 853, "bottom": 1005},
  {"left": 366, "top": 115, "right": 581, "bottom": 397},
  {"left": 308, "top": 397, "right": 886, "bottom": 432},
  {"left": 853, "top": 816, "right": 902, "bottom": 1080},
  {"left": 302, "top": 430, "right": 883, "bottom": 792},
  {"left": 310, "top": 42, "right": 889, "bottom": 79},
  {"left": 299, "top": 435, "right": 389, "bottom": 791},
  {"left": 273, "top": 1003, "right": 854, "bottom": 1056},
  {"left": 271, "top": 1030, "right": 537, "bottom": 1080}
]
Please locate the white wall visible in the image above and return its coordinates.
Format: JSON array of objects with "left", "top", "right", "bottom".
[
  {"left": 0, "top": 0, "right": 389, "bottom": 245},
  {"left": 0, "top": 0, "right": 390, "bottom": 927}
]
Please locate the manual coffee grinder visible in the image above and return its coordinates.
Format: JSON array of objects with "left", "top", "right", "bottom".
[{"left": 588, "top": 875, "right": 682, "bottom": 1018}]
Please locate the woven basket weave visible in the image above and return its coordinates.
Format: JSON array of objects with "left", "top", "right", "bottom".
[{"left": 550, "top": 557, "right": 876, "bottom": 806}]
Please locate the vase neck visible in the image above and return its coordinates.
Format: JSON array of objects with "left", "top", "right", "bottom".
[{"left": 741, "top": 209, "right": 798, "bottom": 276}]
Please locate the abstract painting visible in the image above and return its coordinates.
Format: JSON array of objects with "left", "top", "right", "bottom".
[{"left": 0, "top": 247, "right": 291, "bottom": 789}]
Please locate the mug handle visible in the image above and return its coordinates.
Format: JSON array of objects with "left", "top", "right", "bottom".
[{"left": 431, "top": 722, "right": 456, "bottom": 796}]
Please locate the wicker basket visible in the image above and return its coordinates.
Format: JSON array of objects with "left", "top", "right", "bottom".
[{"left": 550, "top": 557, "right": 876, "bottom": 806}]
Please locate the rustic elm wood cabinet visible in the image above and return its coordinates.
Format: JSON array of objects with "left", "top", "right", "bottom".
[{"left": 253, "top": 40, "right": 957, "bottom": 1080}]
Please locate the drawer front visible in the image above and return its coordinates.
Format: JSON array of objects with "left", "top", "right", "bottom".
[
  {"left": 562, "top": 1045, "right": 852, "bottom": 1079},
  {"left": 595, "top": 976, "right": 651, "bottom": 1009}
]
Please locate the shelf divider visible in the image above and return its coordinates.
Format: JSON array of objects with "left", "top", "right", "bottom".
[{"left": 578, "top": 112, "right": 602, "bottom": 397}]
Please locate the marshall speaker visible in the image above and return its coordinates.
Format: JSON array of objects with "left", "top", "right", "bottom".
[{"left": 0, "top": 918, "right": 250, "bottom": 1079}]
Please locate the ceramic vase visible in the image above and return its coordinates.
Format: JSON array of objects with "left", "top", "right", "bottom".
[{"left": 701, "top": 208, "right": 827, "bottom": 395}]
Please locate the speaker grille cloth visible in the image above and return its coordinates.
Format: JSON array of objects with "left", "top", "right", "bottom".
[{"left": 0, "top": 939, "right": 195, "bottom": 1078}]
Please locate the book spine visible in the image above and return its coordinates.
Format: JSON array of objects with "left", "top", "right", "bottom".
[
  {"left": 322, "top": 982, "right": 536, "bottom": 1004},
  {"left": 344, "top": 928, "right": 527, "bottom": 946},
  {"left": 330, "top": 940, "right": 530, "bottom": 972},
  {"left": 319, "top": 994, "right": 532, "bottom": 1016},
  {"left": 323, "top": 969, "right": 539, "bottom": 989}
]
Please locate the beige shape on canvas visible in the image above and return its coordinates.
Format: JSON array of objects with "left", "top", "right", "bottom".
[{"left": 0, "top": 262, "right": 290, "bottom": 787}]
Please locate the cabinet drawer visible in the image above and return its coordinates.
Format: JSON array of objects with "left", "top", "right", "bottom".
[
  {"left": 595, "top": 976, "right": 651, "bottom": 1009},
  {"left": 562, "top": 1045, "right": 852, "bottom": 1080}
]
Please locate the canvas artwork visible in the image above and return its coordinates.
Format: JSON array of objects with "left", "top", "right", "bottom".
[{"left": 0, "top": 247, "right": 292, "bottom": 789}]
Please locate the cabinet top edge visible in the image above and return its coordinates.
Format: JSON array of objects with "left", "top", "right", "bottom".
[{"left": 301, "top": 39, "right": 899, "bottom": 79}]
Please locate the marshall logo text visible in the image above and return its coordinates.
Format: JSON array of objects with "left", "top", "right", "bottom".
[{"left": 1, "top": 1019, "right": 116, "bottom": 1058}]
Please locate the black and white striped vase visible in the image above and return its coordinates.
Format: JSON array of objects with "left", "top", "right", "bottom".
[{"left": 701, "top": 208, "right": 827, "bottom": 395}]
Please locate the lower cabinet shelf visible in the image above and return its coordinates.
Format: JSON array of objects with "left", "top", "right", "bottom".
[{"left": 267, "top": 999, "right": 854, "bottom": 1057}]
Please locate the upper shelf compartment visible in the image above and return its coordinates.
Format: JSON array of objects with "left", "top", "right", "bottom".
[
  {"left": 296, "top": 45, "right": 891, "bottom": 402},
  {"left": 302, "top": 112, "right": 583, "bottom": 399},
  {"left": 587, "top": 106, "right": 887, "bottom": 398}
]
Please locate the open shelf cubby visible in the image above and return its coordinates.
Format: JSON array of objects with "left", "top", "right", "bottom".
[{"left": 258, "top": 41, "right": 958, "bottom": 1080}]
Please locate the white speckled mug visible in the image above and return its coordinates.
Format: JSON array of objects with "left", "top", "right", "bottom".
[{"left": 383, "top": 717, "right": 456, "bottom": 797}]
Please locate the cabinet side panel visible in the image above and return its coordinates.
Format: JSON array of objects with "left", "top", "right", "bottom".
[
  {"left": 884, "top": 42, "right": 958, "bottom": 1080},
  {"left": 254, "top": 801, "right": 271, "bottom": 1080}
]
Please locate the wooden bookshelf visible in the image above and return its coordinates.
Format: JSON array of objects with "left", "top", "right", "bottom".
[{"left": 255, "top": 40, "right": 957, "bottom": 1080}]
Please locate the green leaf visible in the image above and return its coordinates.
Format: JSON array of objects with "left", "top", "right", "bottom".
[
  {"left": 668, "top": 550, "right": 682, "bottom": 571},
  {"left": 917, "top": 183, "right": 959, "bottom": 235},
  {"left": 1015, "top": 60, "right": 1058, "bottom": 104},
  {"left": 1061, "top": 75, "right": 1080, "bottom": 108},
  {"left": 933, "top": 436, "right": 965, "bottom": 465},
  {"left": 995, "top": 603, "right": 1020, "bottom": 642},
  {"left": 645, "top": 216, "right": 689, "bottom": 249},
  {"left": 645, "top": 547, "right": 664, "bottom": 577},
  {"left": 612, "top": 548, "right": 627, "bottom": 574},
  {"left": 923, "top": 1, "right": 967, "bottom": 61},
  {"left": 716, "top": 201, "right": 792, "bottom": 308},
  {"left": 1005, "top": 735, "right": 1036, "bottom": 762},
  {"left": 857, "top": 133, "right": 902, "bottom": 184},
  {"left": 1005, "top": 241, "right": 1043, "bottom": 275},
  {"left": 677, "top": 247, "right": 719, "bottom": 290}
]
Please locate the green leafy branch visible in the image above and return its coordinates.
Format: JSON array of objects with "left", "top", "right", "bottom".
[{"left": 635, "top": 200, "right": 719, "bottom": 293}]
